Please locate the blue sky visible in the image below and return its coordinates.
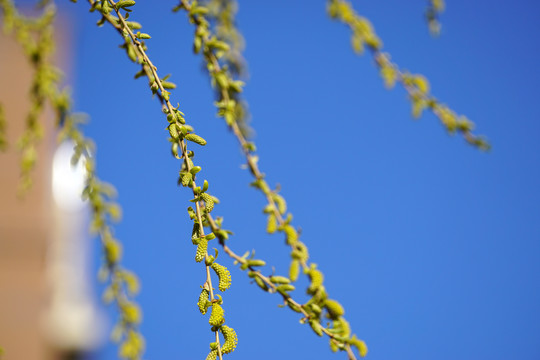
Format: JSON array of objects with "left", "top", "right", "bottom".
[{"left": 53, "top": 1, "right": 540, "bottom": 359}]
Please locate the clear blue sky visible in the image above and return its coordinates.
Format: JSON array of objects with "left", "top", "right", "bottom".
[{"left": 56, "top": 1, "right": 540, "bottom": 359}]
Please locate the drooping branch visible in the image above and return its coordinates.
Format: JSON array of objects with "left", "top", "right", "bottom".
[
  {"left": 174, "top": 1, "right": 367, "bottom": 358},
  {"left": 82, "top": 1, "right": 240, "bottom": 358},
  {"left": 327, "top": 0, "right": 489, "bottom": 150},
  {"left": 0, "top": 0, "right": 55, "bottom": 193}
]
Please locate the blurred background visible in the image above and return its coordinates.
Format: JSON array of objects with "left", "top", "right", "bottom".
[{"left": 1, "top": 1, "right": 539, "bottom": 360}]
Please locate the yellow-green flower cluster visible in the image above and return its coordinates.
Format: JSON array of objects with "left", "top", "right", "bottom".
[
  {"left": 211, "top": 262, "right": 231, "bottom": 291},
  {"left": 118, "top": 330, "right": 145, "bottom": 360},
  {"left": 205, "top": 349, "right": 218, "bottom": 360},
  {"left": 195, "top": 237, "right": 208, "bottom": 262},
  {"left": 209, "top": 303, "right": 225, "bottom": 326},
  {"left": 198, "top": 288, "right": 210, "bottom": 314},
  {"left": 220, "top": 325, "right": 238, "bottom": 354}
]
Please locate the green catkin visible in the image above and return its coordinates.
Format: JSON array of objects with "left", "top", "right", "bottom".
[
  {"left": 307, "top": 266, "right": 324, "bottom": 294},
  {"left": 324, "top": 299, "right": 345, "bottom": 319},
  {"left": 118, "top": 330, "right": 145, "bottom": 359},
  {"left": 201, "top": 192, "right": 214, "bottom": 212},
  {"left": 283, "top": 224, "right": 298, "bottom": 244},
  {"left": 209, "top": 303, "right": 225, "bottom": 326},
  {"left": 309, "top": 320, "right": 324, "bottom": 337},
  {"left": 330, "top": 340, "right": 339, "bottom": 352},
  {"left": 273, "top": 194, "right": 287, "bottom": 214},
  {"left": 121, "top": 302, "right": 142, "bottom": 324},
  {"left": 195, "top": 238, "right": 208, "bottom": 262},
  {"left": 104, "top": 239, "right": 123, "bottom": 265},
  {"left": 333, "top": 317, "right": 351, "bottom": 338},
  {"left": 211, "top": 262, "right": 231, "bottom": 291},
  {"left": 205, "top": 349, "right": 218, "bottom": 360},
  {"left": 270, "top": 275, "right": 290, "bottom": 284},
  {"left": 266, "top": 213, "right": 277, "bottom": 233},
  {"left": 180, "top": 172, "right": 192, "bottom": 187},
  {"left": 276, "top": 284, "right": 295, "bottom": 296},
  {"left": 198, "top": 288, "right": 210, "bottom": 314},
  {"left": 253, "top": 275, "right": 268, "bottom": 291},
  {"left": 350, "top": 335, "right": 368, "bottom": 357},
  {"left": 220, "top": 325, "right": 238, "bottom": 354},
  {"left": 289, "top": 259, "right": 300, "bottom": 282}
]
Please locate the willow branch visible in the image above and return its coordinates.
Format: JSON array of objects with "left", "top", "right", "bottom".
[
  {"left": 175, "top": 2, "right": 367, "bottom": 358},
  {"left": 327, "top": 0, "right": 489, "bottom": 150},
  {"left": 85, "top": 0, "right": 235, "bottom": 357}
]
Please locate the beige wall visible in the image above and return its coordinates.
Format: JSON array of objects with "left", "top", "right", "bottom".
[{"left": 1, "top": 27, "right": 63, "bottom": 360}]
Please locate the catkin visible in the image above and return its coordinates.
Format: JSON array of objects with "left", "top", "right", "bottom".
[
  {"left": 195, "top": 238, "right": 208, "bottom": 262},
  {"left": 209, "top": 303, "right": 225, "bottom": 326},
  {"left": 220, "top": 325, "right": 238, "bottom": 354},
  {"left": 205, "top": 350, "right": 218, "bottom": 360},
  {"left": 266, "top": 213, "right": 277, "bottom": 234},
  {"left": 180, "top": 172, "right": 192, "bottom": 187},
  {"left": 324, "top": 299, "right": 345, "bottom": 319},
  {"left": 211, "top": 263, "right": 231, "bottom": 291},
  {"left": 197, "top": 288, "right": 209, "bottom": 314},
  {"left": 283, "top": 224, "right": 298, "bottom": 245},
  {"left": 289, "top": 260, "right": 300, "bottom": 282},
  {"left": 200, "top": 192, "right": 214, "bottom": 212},
  {"left": 307, "top": 267, "right": 324, "bottom": 294}
]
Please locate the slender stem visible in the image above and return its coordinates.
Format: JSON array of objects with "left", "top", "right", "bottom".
[{"left": 91, "top": 1, "right": 224, "bottom": 357}]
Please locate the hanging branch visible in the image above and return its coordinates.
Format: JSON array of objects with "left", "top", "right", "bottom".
[
  {"left": 202, "top": 0, "right": 251, "bottom": 138},
  {"left": 60, "top": 114, "right": 146, "bottom": 360},
  {"left": 327, "top": 0, "right": 489, "bottom": 150},
  {"left": 174, "top": 1, "right": 367, "bottom": 358},
  {"left": 81, "top": 1, "right": 238, "bottom": 358},
  {"left": 203, "top": 0, "right": 247, "bottom": 78},
  {"left": 0, "top": 0, "right": 55, "bottom": 193}
]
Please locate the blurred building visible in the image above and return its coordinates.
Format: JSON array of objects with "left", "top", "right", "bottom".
[{"left": 0, "top": 21, "right": 103, "bottom": 360}]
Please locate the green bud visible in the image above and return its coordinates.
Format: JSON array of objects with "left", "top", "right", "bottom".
[
  {"left": 185, "top": 133, "right": 207, "bottom": 146},
  {"left": 247, "top": 259, "right": 266, "bottom": 267},
  {"left": 253, "top": 276, "right": 268, "bottom": 291},
  {"left": 270, "top": 276, "right": 291, "bottom": 284},
  {"left": 190, "top": 166, "right": 202, "bottom": 175},
  {"left": 125, "top": 21, "right": 142, "bottom": 30},
  {"left": 309, "top": 320, "right": 324, "bottom": 337},
  {"left": 289, "top": 260, "right": 300, "bottom": 282},
  {"left": 136, "top": 32, "right": 151, "bottom": 39},
  {"left": 276, "top": 284, "right": 295, "bottom": 296},
  {"left": 116, "top": 0, "right": 136, "bottom": 8},
  {"left": 324, "top": 299, "right": 345, "bottom": 319}
]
